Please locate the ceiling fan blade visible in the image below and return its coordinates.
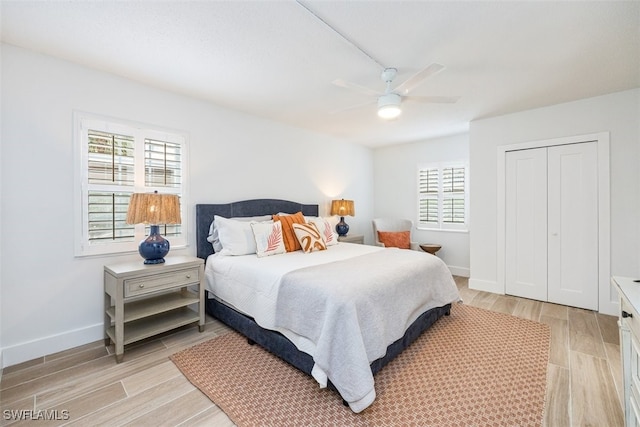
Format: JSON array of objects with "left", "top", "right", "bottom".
[
  {"left": 332, "top": 79, "right": 381, "bottom": 97},
  {"left": 404, "top": 95, "right": 460, "bottom": 104},
  {"left": 394, "top": 63, "right": 446, "bottom": 95},
  {"left": 329, "top": 100, "right": 376, "bottom": 115}
]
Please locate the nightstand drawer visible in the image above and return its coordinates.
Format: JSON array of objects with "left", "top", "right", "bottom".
[{"left": 125, "top": 267, "right": 200, "bottom": 297}]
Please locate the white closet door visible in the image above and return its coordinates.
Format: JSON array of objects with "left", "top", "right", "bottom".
[
  {"left": 505, "top": 148, "right": 548, "bottom": 301},
  {"left": 547, "top": 142, "right": 598, "bottom": 310}
]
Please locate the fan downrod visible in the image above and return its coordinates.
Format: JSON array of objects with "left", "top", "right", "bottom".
[{"left": 381, "top": 68, "right": 397, "bottom": 84}]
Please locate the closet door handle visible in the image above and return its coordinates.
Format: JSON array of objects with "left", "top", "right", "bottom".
[{"left": 622, "top": 310, "right": 633, "bottom": 318}]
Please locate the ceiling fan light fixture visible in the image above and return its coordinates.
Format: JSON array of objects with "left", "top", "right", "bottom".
[{"left": 377, "top": 93, "right": 402, "bottom": 119}]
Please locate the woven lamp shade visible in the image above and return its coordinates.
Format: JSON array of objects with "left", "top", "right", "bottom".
[
  {"left": 126, "top": 192, "right": 181, "bottom": 225},
  {"left": 330, "top": 199, "right": 355, "bottom": 217}
]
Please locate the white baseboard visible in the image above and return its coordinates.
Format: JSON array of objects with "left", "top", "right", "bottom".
[
  {"left": 448, "top": 265, "right": 470, "bottom": 278},
  {"left": 2, "top": 323, "right": 103, "bottom": 369},
  {"left": 469, "top": 277, "right": 504, "bottom": 294},
  {"left": 467, "top": 278, "right": 619, "bottom": 316},
  {"left": 599, "top": 298, "right": 618, "bottom": 317}
]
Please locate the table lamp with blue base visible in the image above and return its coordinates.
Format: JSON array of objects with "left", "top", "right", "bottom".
[
  {"left": 330, "top": 199, "right": 355, "bottom": 237},
  {"left": 126, "top": 191, "right": 181, "bottom": 264}
]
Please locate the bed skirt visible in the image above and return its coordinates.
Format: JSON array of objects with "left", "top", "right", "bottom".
[{"left": 205, "top": 292, "right": 451, "bottom": 394}]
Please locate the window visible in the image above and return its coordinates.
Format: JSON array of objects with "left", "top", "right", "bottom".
[
  {"left": 74, "top": 113, "right": 188, "bottom": 257},
  {"left": 418, "top": 163, "right": 468, "bottom": 231}
]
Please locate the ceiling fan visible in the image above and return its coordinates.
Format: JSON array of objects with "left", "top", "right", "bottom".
[{"left": 332, "top": 63, "right": 459, "bottom": 120}]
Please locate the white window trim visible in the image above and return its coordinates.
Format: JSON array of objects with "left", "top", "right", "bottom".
[
  {"left": 73, "top": 111, "right": 189, "bottom": 257},
  {"left": 417, "top": 161, "right": 469, "bottom": 232}
]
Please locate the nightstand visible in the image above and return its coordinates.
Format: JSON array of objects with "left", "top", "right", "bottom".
[
  {"left": 338, "top": 234, "right": 364, "bottom": 244},
  {"left": 104, "top": 255, "right": 205, "bottom": 363}
]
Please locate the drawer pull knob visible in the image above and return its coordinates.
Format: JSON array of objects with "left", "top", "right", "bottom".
[
  {"left": 623, "top": 310, "right": 633, "bottom": 318},
  {"left": 186, "top": 275, "right": 191, "bottom": 279},
  {"left": 139, "top": 284, "right": 145, "bottom": 289}
]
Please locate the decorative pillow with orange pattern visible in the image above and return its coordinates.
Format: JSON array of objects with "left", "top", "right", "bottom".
[
  {"left": 292, "top": 222, "right": 327, "bottom": 253},
  {"left": 250, "top": 221, "right": 286, "bottom": 257},
  {"left": 307, "top": 216, "right": 339, "bottom": 246}
]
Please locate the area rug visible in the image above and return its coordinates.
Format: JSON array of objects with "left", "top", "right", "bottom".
[{"left": 170, "top": 304, "right": 550, "bottom": 426}]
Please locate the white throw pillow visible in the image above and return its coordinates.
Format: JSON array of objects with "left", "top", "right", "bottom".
[
  {"left": 307, "top": 216, "right": 339, "bottom": 246},
  {"left": 250, "top": 221, "right": 286, "bottom": 257},
  {"left": 215, "top": 215, "right": 272, "bottom": 256},
  {"left": 208, "top": 215, "right": 272, "bottom": 253}
]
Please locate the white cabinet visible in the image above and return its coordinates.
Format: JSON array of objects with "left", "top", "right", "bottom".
[
  {"left": 614, "top": 276, "right": 640, "bottom": 426},
  {"left": 505, "top": 142, "right": 599, "bottom": 310}
]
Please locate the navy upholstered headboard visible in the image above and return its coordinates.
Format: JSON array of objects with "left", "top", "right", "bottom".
[{"left": 195, "top": 199, "right": 319, "bottom": 260}]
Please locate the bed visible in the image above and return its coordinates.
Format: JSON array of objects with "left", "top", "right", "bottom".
[{"left": 196, "top": 199, "right": 459, "bottom": 413}]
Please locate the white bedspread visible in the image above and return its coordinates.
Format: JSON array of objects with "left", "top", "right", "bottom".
[
  {"left": 275, "top": 248, "right": 459, "bottom": 412},
  {"left": 204, "top": 243, "right": 459, "bottom": 412},
  {"left": 205, "top": 243, "right": 380, "bottom": 324}
]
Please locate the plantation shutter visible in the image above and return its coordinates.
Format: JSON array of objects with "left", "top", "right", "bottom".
[
  {"left": 87, "top": 130, "right": 135, "bottom": 242},
  {"left": 144, "top": 138, "right": 182, "bottom": 237},
  {"left": 418, "top": 168, "right": 439, "bottom": 224},
  {"left": 442, "top": 167, "right": 465, "bottom": 224},
  {"left": 417, "top": 164, "right": 467, "bottom": 230},
  {"left": 144, "top": 138, "right": 182, "bottom": 188}
]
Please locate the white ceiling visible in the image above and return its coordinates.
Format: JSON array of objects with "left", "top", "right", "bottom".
[{"left": 1, "top": 1, "right": 639, "bottom": 147}]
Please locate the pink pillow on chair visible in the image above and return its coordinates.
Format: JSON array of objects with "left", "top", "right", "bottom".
[{"left": 377, "top": 231, "right": 411, "bottom": 249}]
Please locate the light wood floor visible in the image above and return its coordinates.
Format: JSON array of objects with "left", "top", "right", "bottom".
[{"left": 0, "top": 277, "right": 624, "bottom": 426}]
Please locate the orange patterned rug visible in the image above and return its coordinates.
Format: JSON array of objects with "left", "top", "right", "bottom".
[{"left": 171, "top": 304, "right": 550, "bottom": 426}]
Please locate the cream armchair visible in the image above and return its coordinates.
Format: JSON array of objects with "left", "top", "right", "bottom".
[{"left": 372, "top": 218, "right": 421, "bottom": 250}]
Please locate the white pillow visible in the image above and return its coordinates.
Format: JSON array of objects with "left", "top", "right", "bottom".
[
  {"left": 208, "top": 215, "right": 272, "bottom": 252},
  {"left": 250, "top": 221, "right": 286, "bottom": 257},
  {"left": 215, "top": 215, "right": 272, "bottom": 256},
  {"left": 307, "top": 216, "right": 339, "bottom": 246}
]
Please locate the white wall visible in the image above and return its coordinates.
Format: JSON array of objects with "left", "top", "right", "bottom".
[
  {"left": 469, "top": 89, "right": 640, "bottom": 315},
  {"left": 373, "top": 133, "right": 470, "bottom": 276},
  {"left": 0, "top": 44, "right": 374, "bottom": 367}
]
